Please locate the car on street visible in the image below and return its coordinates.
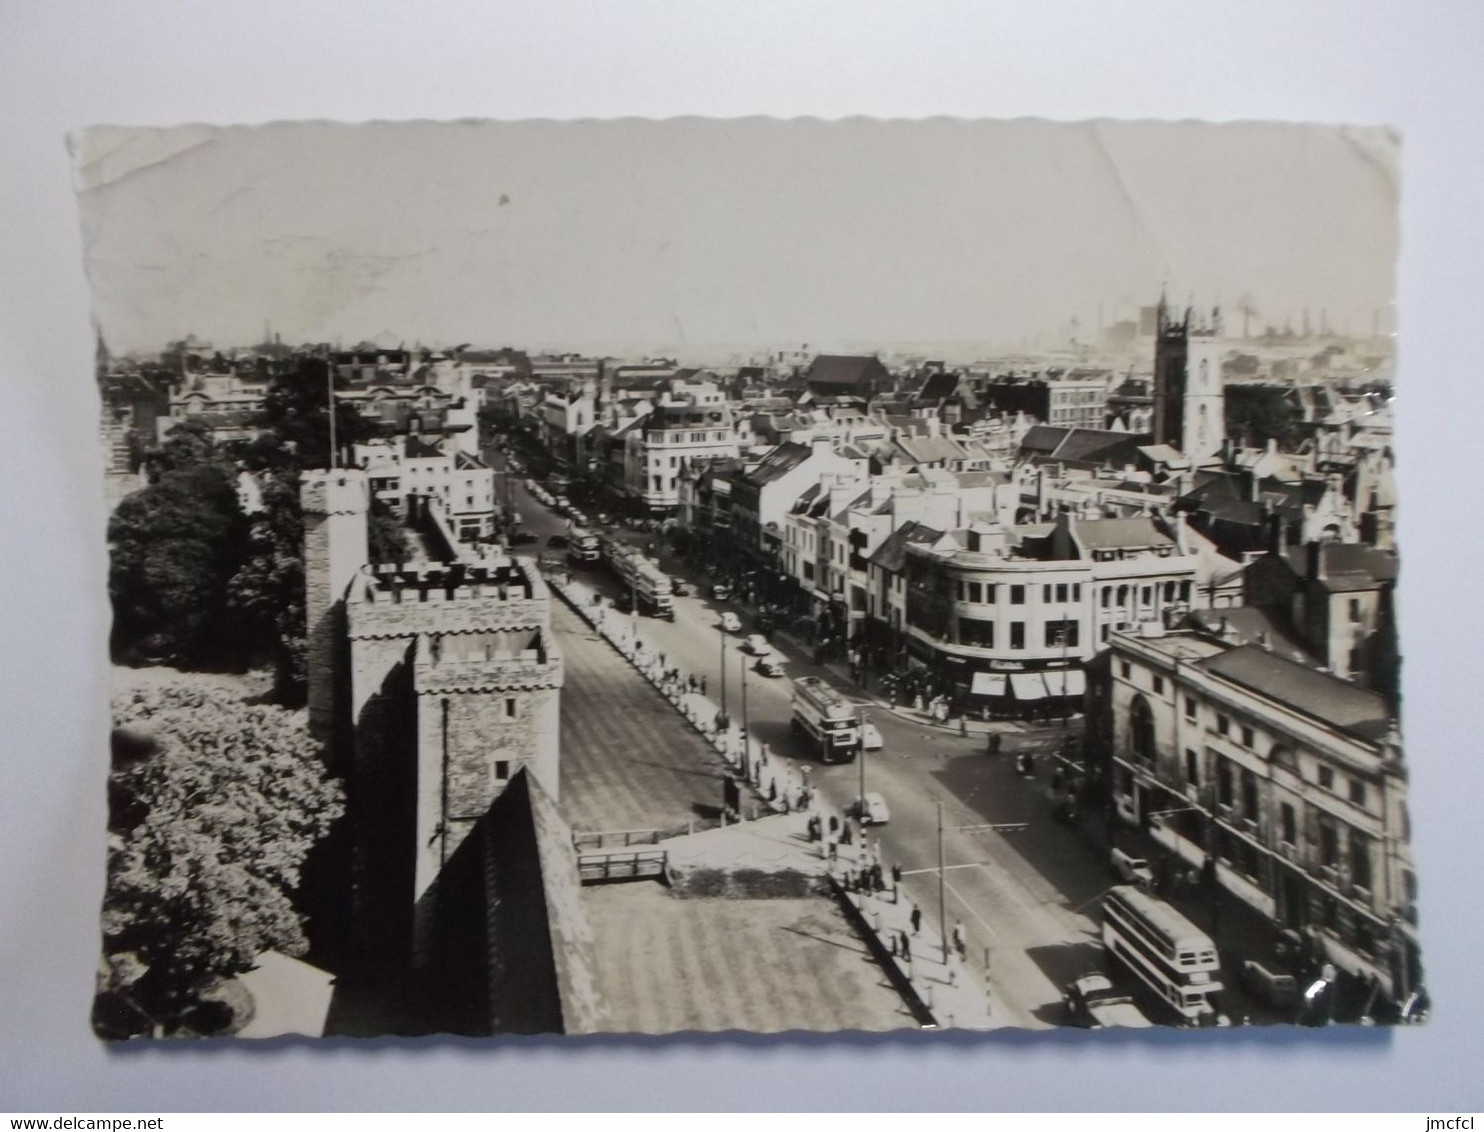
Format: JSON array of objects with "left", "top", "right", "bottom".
[
  {"left": 719, "top": 612, "right": 742, "bottom": 632},
  {"left": 754, "top": 655, "right": 785, "bottom": 678},
  {"left": 1062, "top": 973, "right": 1153, "bottom": 1029},
  {"left": 743, "top": 633, "right": 770, "bottom": 655},
  {"left": 510, "top": 531, "right": 538, "bottom": 546},
  {"left": 1110, "top": 848, "right": 1156, "bottom": 890},
  {"left": 596, "top": 512, "right": 611, "bottom": 526},
  {"left": 861, "top": 722, "right": 884, "bottom": 751},
  {"left": 1240, "top": 959, "right": 1300, "bottom": 1010},
  {"left": 712, "top": 583, "right": 731, "bottom": 600},
  {"left": 546, "top": 534, "right": 569, "bottom": 549},
  {"left": 855, "top": 792, "right": 890, "bottom": 825},
  {"left": 673, "top": 580, "right": 692, "bottom": 596}
]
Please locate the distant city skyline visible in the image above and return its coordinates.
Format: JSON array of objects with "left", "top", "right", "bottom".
[{"left": 74, "top": 118, "right": 1398, "bottom": 363}]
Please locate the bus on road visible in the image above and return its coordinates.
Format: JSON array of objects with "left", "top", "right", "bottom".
[
  {"left": 1101, "top": 885, "right": 1223, "bottom": 1026},
  {"left": 600, "top": 535, "right": 674, "bottom": 620},
  {"left": 790, "top": 676, "right": 861, "bottom": 763},
  {"left": 567, "top": 525, "right": 601, "bottom": 566}
]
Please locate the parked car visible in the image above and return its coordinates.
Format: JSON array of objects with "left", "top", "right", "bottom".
[
  {"left": 596, "top": 512, "right": 611, "bottom": 525},
  {"left": 743, "top": 633, "right": 770, "bottom": 655},
  {"left": 673, "top": 580, "right": 692, "bottom": 597},
  {"left": 719, "top": 612, "right": 742, "bottom": 632},
  {"left": 1062, "top": 973, "right": 1153, "bottom": 1030},
  {"left": 712, "top": 583, "right": 731, "bottom": 600},
  {"left": 754, "top": 655, "right": 785, "bottom": 678},
  {"left": 1110, "top": 848, "right": 1156, "bottom": 889},
  {"left": 855, "top": 792, "right": 891, "bottom": 825},
  {"left": 1240, "top": 960, "right": 1300, "bottom": 1010},
  {"left": 861, "top": 722, "right": 884, "bottom": 751}
]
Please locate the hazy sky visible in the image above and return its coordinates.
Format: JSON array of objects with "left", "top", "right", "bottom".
[{"left": 71, "top": 117, "right": 1399, "bottom": 359}]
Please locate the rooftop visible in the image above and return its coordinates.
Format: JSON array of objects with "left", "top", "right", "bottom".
[{"left": 1200, "top": 644, "right": 1393, "bottom": 742}]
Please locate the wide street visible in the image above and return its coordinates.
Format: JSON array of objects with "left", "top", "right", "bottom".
[{"left": 493, "top": 459, "right": 1134, "bottom": 1028}]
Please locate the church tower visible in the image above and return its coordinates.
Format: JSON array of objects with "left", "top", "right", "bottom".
[{"left": 1152, "top": 295, "right": 1227, "bottom": 463}]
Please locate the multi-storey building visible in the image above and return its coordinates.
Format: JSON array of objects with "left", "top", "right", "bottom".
[
  {"left": 1104, "top": 624, "right": 1418, "bottom": 1013},
  {"left": 898, "top": 512, "right": 1201, "bottom": 716},
  {"left": 621, "top": 400, "right": 739, "bottom": 513},
  {"left": 353, "top": 436, "right": 498, "bottom": 543}
]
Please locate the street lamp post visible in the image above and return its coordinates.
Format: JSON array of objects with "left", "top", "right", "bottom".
[
  {"left": 937, "top": 800, "right": 948, "bottom": 964},
  {"left": 857, "top": 706, "right": 868, "bottom": 811},
  {"left": 719, "top": 627, "right": 728, "bottom": 720}
]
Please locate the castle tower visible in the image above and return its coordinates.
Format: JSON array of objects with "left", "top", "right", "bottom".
[
  {"left": 1152, "top": 301, "right": 1227, "bottom": 463},
  {"left": 301, "top": 468, "right": 369, "bottom": 744}
]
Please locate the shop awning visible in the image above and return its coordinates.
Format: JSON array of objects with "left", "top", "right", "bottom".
[
  {"left": 1009, "top": 672, "right": 1047, "bottom": 701},
  {"left": 1041, "top": 669, "right": 1087, "bottom": 698},
  {"left": 970, "top": 672, "right": 1008, "bottom": 697}
]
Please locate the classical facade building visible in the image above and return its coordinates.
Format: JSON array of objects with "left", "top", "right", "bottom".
[{"left": 1105, "top": 624, "right": 1418, "bottom": 1012}]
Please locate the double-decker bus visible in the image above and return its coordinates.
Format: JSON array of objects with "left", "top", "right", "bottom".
[
  {"left": 790, "top": 676, "right": 861, "bottom": 763},
  {"left": 567, "top": 525, "right": 601, "bottom": 566},
  {"left": 600, "top": 535, "right": 674, "bottom": 619},
  {"left": 1101, "top": 885, "right": 1223, "bottom": 1025}
]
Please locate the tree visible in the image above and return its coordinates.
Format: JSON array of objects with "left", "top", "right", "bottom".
[
  {"left": 95, "top": 682, "right": 344, "bottom": 1037},
  {"left": 108, "top": 463, "right": 248, "bottom": 668}
]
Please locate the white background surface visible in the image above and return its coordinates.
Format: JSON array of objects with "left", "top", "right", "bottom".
[{"left": 1, "top": 0, "right": 1480, "bottom": 1112}]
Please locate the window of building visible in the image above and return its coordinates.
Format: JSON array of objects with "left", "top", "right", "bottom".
[
  {"left": 495, "top": 760, "right": 510, "bottom": 781},
  {"left": 1350, "top": 829, "right": 1372, "bottom": 891},
  {"left": 1010, "top": 621, "right": 1025, "bottom": 649},
  {"left": 1241, "top": 768, "right": 1259, "bottom": 818},
  {"left": 1349, "top": 598, "right": 1362, "bottom": 623},
  {"left": 1043, "top": 584, "right": 1052, "bottom": 603},
  {"left": 1101, "top": 624, "right": 1110, "bottom": 642},
  {"left": 1151, "top": 675, "right": 1164, "bottom": 696},
  {"left": 1180, "top": 581, "right": 1192, "bottom": 603},
  {"left": 1119, "top": 660, "right": 1131, "bottom": 679},
  {"left": 505, "top": 697, "right": 517, "bottom": 718},
  {"left": 1216, "top": 759, "right": 1233, "bottom": 807},
  {"left": 1056, "top": 583, "right": 1068, "bottom": 603},
  {"left": 1216, "top": 714, "right": 1229, "bottom": 736},
  {"left": 1141, "top": 585, "right": 1153, "bottom": 606},
  {"left": 985, "top": 584, "right": 996, "bottom": 603},
  {"left": 1349, "top": 778, "right": 1366, "bottom": 807},
  {"left": 1280, "top": 803, "right": 1296, "bottom": 845},
  {"left": 1101, "top": 588, "right": 1111, "bottom": 609},
  {"left": 1117, "top": 584, "right": 1129, "bottom": 606},
  {"left": 1044, "top": 619, "right": 1078, "bottom": 648},
  {"left": 959, "top": 618, "right": 994, "bottom": 648},
  {"left": 1319, "top": 766, "right": 1335, "bottom": 791},
  {"left": 1010, "top": 585, "right": 1025, "bottom": 605},
  {"left": 956, "top": 580, "right": 966, "bottom": 601},
  {"left": 1185, "top": 749, "right": 1199, "bottom": 785},
  {"left": 1240, "top": 725, "right": 1255, "bottom": 748},
  {"left": 1072, "top": 583, "right": 1081, "bottom": 602},
  {"left": 1185, "top": 696, "right": 1197, "bottom": 721},
  {"left": 968, "top": 582, "right": 982, "bottom": 603},
  {"left": 1130, "top": 695, "right": 1155, "bottom": 763},
  {"left": 1319, "top": 819, "right": 1339, "bottom": 868}
]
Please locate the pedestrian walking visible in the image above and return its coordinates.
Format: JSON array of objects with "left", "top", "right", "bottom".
[
  {"left": 910, "top": 905, "right": 922, "bottom": 935},
  {"left": 701, "top": 675, "right": 708, "bottom": 696},
  {"left": 828, "top": 815, "right": 840, "bottom": 837},
  {"left": 900, "top": 931, "right": 912, "bottom": 963}
]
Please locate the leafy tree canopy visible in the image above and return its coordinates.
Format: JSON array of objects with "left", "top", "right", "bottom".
[{"left": 97, "top": 681, "right": 344, "bottom": 1035}]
